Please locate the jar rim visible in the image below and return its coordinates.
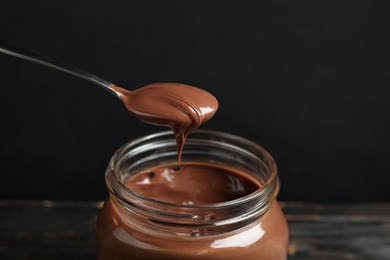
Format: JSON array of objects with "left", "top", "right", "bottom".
[{"left": 106, "top": 129, "right": 279, "bottom": 210}]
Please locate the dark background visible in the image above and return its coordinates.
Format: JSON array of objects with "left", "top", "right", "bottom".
[{"left": 0, "top": 1, "right": 389, "bottom": 203}]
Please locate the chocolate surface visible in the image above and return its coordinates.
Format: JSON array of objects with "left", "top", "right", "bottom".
[
  {"left": 110, "top": 83, "right": 218, "bottom": 162},
  {"left": 125, "top": 162, "right": 259, "bottom": 205}
]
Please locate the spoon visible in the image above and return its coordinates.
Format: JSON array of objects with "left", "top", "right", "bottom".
[{"left": 0, "top": 40, "right": 219, "bottom": 162}]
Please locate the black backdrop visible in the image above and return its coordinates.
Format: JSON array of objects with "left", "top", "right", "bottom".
[{"left": 0, "top": 1, "right": 389, "bottom": 203}]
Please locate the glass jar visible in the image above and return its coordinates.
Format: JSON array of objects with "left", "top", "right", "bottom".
[{"left": 95, "top": 129, "right": 288, "bottom": 260}]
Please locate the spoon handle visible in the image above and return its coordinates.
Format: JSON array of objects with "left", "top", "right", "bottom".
[{"left": 0, "top": 39, "right": 120, "bottom": 98}]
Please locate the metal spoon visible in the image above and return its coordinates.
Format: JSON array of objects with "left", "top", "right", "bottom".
[
  {"left": 0, "top": 40, "right": 218, "bottom": 124},
  {"left": 0, "top": 40, "right": 219, "bottom": 162}
]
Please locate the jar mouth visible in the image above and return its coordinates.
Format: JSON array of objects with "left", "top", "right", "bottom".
[{"left": 106, "top": 129, "right": 279, "bottom": 209}]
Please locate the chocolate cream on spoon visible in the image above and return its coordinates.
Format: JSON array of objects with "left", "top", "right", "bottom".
[{"left": 110, "top": 83, "right": 218, "bottom": 163}]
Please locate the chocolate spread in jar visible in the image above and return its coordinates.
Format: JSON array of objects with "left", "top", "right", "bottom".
[
  {"left": 110, "top": 83, "right": 218, "bottom": 163},
  {"left": 96, "top": 162, "right": 289, "bottom": 260}
]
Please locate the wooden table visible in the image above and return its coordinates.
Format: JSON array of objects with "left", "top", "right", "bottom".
[{"left": 1, "top": 201, "right": 389, "bottom": 259}]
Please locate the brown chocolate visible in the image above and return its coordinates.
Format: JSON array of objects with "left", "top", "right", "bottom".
[
  {"left": 110, "top": 83, "right": 218, "bottom": 163},
  {"left": 125, "top": 162, "right": 259, "bottom": 205},
  {"left": 95, "top": 84, "right": 288, "bottom": 259}
]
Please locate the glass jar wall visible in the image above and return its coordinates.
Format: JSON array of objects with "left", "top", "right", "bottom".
[{"left": 96, "top": 130, "right": 288, "bottom": 260}]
